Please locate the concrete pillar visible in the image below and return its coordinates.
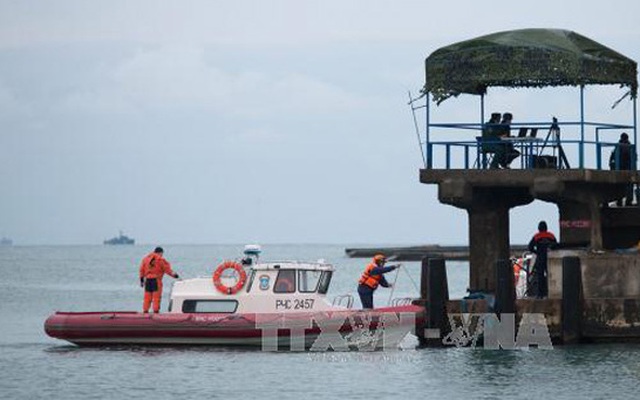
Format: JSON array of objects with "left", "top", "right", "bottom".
[
  {"left": 437, "top": 184, "right": 530, "bottom": 294},
  {"left": 562, "top": 256, "right": 583, "bottom": 344},
  {"left": 557, "top": 201, "right": 591, "bottom": 247},
  {"left": 556, "top": 194, "right": 606, "bottom": 249},
  {"left": 588, "top": 198, "right": 603, "bottom": 250},
  {"left": 468, "top": 204, "right": 510, "bottom": 292},
  {"left": 534, "top": 178, "right": 627, "bottom": 250},
  {"left": 557, "top": 196, "right": 604, "bottom": 249},
  {"left": 602, "top": 207, "right": 640, "bottom": 249}
]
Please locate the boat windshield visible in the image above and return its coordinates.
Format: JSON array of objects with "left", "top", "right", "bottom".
[
  {"left": 274, "top": 270, "right": 296, "bottom": 293},
  {"left": 318, "top": 271, "right": 332, "bottom": 294},
  {"left": 298, "top": 269, "right": 322, "bottom": 293}
]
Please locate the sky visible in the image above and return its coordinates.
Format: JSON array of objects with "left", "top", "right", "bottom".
[{"left": 1, "top": 0, "right": 640, "bottom": 245}]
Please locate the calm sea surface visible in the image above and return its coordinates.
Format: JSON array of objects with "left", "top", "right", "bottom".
[{"left": 1, "top": 244, "right": 639, "bottom": 399}]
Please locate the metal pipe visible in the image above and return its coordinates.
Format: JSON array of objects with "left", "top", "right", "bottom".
[
  {"left": 426, "top": 91, "right": 431, "bottom": 169},
  {"left": 480, "top": 93, "right": 485, "bottom": 129},
  {"left": 480, "top": 93, "right": 485, "bottom": 171},
  {"left": 580, "top": 85, "right": 585, "bottom": 169},
  {"left": 596, "top": 127, "right": 602, "bottom": 170},
  {"left": 408, "top": 91, "right": 427, "bottom": 168},
  {"left": 446, "top": 144, "right": 451, "bottom": 169},
  {"left": 634, "top": 95, "right": 638, "bottom": 170}
]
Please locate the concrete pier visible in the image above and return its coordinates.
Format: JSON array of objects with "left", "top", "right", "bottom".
[
  {"left": 417, "top": 169, "right": 640, "bottom": 345},
  {"left": 414, "top": 28, "right": 640, "bottom": 345},
  {"left": 420, "top": 169, "right": 640, "bottom": 292}
]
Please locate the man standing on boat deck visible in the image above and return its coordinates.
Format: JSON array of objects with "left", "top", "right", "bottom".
[
  {"left": 527, "top": 221, "right": 557, "bottom": 299},
  {"left": 357, "top": 254, "right": 398, "bottom": 309},
  {"left": 139, "top": 247, "right": 179, "bottom": 313}
]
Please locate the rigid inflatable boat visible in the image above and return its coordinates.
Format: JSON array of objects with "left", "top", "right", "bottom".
[{"left": 45, "top": 247, "right": 423, "bottom": 349}]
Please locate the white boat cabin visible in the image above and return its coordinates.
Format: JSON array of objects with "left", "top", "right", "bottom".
[{"left": 168, "top": 261, "right": 343, "bottom": 314}]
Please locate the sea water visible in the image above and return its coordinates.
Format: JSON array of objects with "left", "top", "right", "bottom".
[{"left": 0, "top": 244, "right": 639, "bottom": 399}]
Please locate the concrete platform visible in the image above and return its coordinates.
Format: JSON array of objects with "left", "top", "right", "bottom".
[{"left": 420, "top": 168, "right": 640, "bottom": 292}]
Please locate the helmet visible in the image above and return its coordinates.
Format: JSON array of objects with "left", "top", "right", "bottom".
[{"left": 373, "top": 254, "right": 386, "bottom": 264}]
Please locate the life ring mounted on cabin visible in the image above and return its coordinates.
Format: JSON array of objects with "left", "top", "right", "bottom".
[{"left": 212, "top": 261, "right": 247, "bottom": 295}]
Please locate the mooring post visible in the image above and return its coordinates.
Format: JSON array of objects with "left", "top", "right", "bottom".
[
  {"left": 420, "top": 258, "right": 429, "bottom": 300},
  {"left": 495, "top": 259, "right": 515, "bottom": 315},
  {"left": 418, "top": 257, "right": 449, "bottom": 347},
  {"left": 562, "top": 256, "right": 583, "bottom": 344},
  {"left": 415, "top": 258, "right": 429, "bottom": 345}
]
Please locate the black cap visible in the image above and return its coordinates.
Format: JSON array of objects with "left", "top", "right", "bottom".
[
  {"left": 154, "top": 247, "right": 164, "bottom": 254},
  {"left": 621, "top": 132, "right": 629, "bottom": 141},
  {"left": 538, "top": 221, "right": 547, "bottom": 232}
]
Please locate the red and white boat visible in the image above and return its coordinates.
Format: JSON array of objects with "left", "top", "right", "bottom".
[{"left": 45, "top": 247, "right": 423, "bottom": 349}]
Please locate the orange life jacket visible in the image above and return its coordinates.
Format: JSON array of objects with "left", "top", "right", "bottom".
[
  {"left": 139, "top": 253, "right": 174, "bottom": 283},
  {"left": 359, "top": 262, "right": 382, "bottom": 289},
  {"left": 533, "top": 231, "right": 556, "bottom": 243},
  {"left": 513, "top": 259, "right": 522, "bottom": 284}
]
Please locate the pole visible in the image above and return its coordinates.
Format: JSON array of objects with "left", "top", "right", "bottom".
[
  {"left": 480, "top": 93, "right": 485, "bottom": 129},
  {"left": 580, "top": 85, "right": 585, "bottom": 169},
  {"left": 634, "top": 96, "right": 638, "bottom": 170},
  {"left": 426, "top": 91, "right": 431, "bottom": 169},
  {"left": 408, "top": 91, "right": 427, "bottom": 168}
]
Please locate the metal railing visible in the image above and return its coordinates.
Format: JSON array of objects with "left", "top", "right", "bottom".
[
  {"left": 408, "top": 88, "right": 639, "bottom": 171},
  {"left": 420, "top": 121, "right": 636, "bottom": 170},
  {"left": 332, "top": 294, "right": 354, "bottom": 309}
]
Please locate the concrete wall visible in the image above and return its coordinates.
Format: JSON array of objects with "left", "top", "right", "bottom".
[{"left": 548, "top": 251, "right": 640, "bottom": 299}]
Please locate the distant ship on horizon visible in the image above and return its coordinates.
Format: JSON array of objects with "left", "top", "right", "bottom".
[
  {"left": 103, "top": 231, "right": 135, "bottom": 245},
  {"left": 0, "top": 237, "right": 13, "bottom": 246}
]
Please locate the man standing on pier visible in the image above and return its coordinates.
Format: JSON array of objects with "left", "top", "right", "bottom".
[
  {"left": 528, "top": 221, "right": 557, "bottom": 299},
  {"left": 609, "top": 132, "right": 635, "bottom": 206},
  {"left": 357, "top": 254, "right": 398, "bottom": 309},
  {"left": 139, "top": 247, "right": 179, "bottom": 313}
]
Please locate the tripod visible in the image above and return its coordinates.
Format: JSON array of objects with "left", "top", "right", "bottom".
[{"left": 539, "top": 117, "right": 570, "bottom": 169}]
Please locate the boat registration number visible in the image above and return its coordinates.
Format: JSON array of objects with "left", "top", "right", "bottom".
[{"left": 276, "top": 299, "right": 315, "bottom": 310}]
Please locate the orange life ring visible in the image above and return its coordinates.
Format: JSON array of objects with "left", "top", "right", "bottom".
[{"left": 212, "top": 261, "right": 247, "bottom": 295}]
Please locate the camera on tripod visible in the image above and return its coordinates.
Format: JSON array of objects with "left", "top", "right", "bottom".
[
  {"left": 532, "top": 116, "right": 569, "bottom": 169},
  {"left": 531, "top": 117, "right": 569, "bottom": 169}
]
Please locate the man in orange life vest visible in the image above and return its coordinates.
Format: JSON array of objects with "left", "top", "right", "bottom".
[
  {"left": 357, "top": 254, "right": 399, "bottom": 309},
  {"left": 139, "top": 247, "right": 179, "bottom": 313},
  {"left": 528, "top": 221, "right": 557, "bottom": 299}
]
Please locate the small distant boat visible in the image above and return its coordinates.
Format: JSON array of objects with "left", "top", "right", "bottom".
[
  {"left": 0, "top": 237, "right": 12, "bottom": 246},
  {"left": 103, "top": 231, "right": 134, "bottom": 245}
]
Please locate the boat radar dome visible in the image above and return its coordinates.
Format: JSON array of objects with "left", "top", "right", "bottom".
[{"left": 243, "top": 244, "right": 262, "bottom": 257}]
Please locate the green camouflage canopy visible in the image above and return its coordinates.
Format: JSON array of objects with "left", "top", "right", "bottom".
[{"left": 424, "top": 29, "right": 638, "bottom": 104}]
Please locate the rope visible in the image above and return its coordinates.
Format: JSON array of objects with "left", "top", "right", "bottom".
[
  {"left": 403, "top": 265, "right": 421, "bottom": 295},
  {"left": 386, "top": 265, "right": 402, "bottom": 306}
]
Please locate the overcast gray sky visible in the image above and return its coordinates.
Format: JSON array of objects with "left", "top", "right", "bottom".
[{"left": 1, "top": 0, "right": 639, "bottom": 245}]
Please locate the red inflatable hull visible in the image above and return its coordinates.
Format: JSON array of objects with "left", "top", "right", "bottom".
[{"left": 45, "top": 305, "right": 424, "bottom": 347}]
